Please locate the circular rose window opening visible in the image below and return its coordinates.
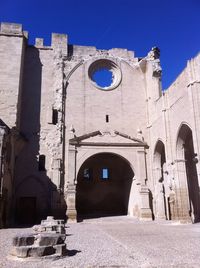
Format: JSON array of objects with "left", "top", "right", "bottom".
[{"left": 88, "top": 59, "right": 122, "bottom": 90}]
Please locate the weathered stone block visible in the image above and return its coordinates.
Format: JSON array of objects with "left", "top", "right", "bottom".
[
  {"left": 11, "top": 246, "right": 29, "bottom": 258},
  {"left": 36, "top": 233, "right": 65, "bottom": 246},
  {"left": 13, "top": 234, "right": 35, "bottom": 246},
  {"left": 53, "top": 244, "right": 67, "bottom": 255},
  {"left": 10, "top": 217, "right": 67, "bottom": 259},
  {"left": 28, "top": 245, "right": 56, "bottom": 257}
]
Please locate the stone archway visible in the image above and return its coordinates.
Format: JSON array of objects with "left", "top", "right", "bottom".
[
  {"left": 153, "top": 140, "right": 169, "bottom": 220},
  {"left": 76, "top": 152, "right": 134, "bottom": 219},
  {"left": 176, "top": 124, "right": 200, "bottom": 222}
]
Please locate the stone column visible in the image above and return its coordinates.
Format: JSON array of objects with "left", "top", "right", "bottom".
[
  {"left": 65, "top": 143, "right": 77, "bottom": 222},
  {"left": 65, "top": 184, "right": 77, "bottom": 222},
  {"left": 155, "top": 181, "right": 166, "bottom": 219},
  {"left": 174, "top": 160, "right": 191, "bottom": 222},
  {"left": 140, "top": 185, "right": 152, "bottom": 220},
  {"left": 137, "top": 149, "right": 152, "bottom": 220}
]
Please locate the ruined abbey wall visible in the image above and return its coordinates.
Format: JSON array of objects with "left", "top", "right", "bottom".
[{"left": 0, "top": 22, "right": 200, "bottom": 226}]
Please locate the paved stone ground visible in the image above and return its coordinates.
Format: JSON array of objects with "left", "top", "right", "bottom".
[{"left": 1, "top": 216, "right": 200, "bottom": 267}]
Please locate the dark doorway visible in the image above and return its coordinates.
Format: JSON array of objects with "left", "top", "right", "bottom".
[
  {"left": 76, "top": 153, "right": 134, "bottom": 219},
  {"left": 184, "top": 129, "right": 200, "bottom": 222},
  {"left": 16, "top": 197, "right": 36, "bottom": 225}
]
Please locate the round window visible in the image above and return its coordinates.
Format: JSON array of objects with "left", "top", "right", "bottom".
[{"left": 88, "top": 59, "right": 122, "bottom": 90}]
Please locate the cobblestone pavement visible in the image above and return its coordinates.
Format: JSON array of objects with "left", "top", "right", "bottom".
[{"left": 1, "top": 216, "right": 200, "bottom": 268}]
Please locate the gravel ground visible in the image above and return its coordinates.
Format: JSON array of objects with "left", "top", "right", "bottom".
[{"left": 0, "top": 216, "right": 200, "bottom": 268}]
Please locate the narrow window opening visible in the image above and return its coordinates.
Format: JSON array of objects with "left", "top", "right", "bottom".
[
  {"left": 101, "top": 168, "right": 109, "bottom": 180},
  {"left": 52, "top": 109, "right": 58, "bottom": 125},
  {"left": 39, "top": 155, "right": 46, "bottom": 171},
  {"left": 83, "top": 168, "right": 92, "bottom": 180},
  {"left": 106, "top": 115, "right": 109, "bottom": 123}
]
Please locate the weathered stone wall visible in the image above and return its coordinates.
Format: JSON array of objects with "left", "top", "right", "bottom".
[
  {"left": 0, "top": 23, "right": 26, "bottom": 128},
  {"left": 149, "top": 52, "right": 200, "bottom": 221},
  {"left": 63, "top": 46, "right": 154, "bottom": 220},
  {"left": 14, "top": 34, "right": 68, "bottom": 222},
  {"left": 0, "top": 22, "right": 200, "bottom": 224},
  {"left": 0, "top": 121, "right": 13, "bottom": 227},
  {"left": 65, "top": 54, "right": 147, "bottom": 137}
]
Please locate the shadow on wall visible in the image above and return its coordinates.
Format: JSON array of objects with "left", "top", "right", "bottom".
[
  {"left": 12, "top": 47, "right": 66, "bottom": 227},
  {"left": 148, "top": 190, "right": 155, "bottom": 220}
]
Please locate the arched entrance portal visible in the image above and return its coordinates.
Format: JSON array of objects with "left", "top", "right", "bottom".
[
  {"left": 177, "top": 124, "right": 200, "bottom": 222},
  {"left": 76, "top": 153, "right": 134, "bottom": 219}
]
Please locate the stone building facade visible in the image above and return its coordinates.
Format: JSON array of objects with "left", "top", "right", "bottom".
[{"left": 0, "top": 22, "right": 200, "bottom": 226}]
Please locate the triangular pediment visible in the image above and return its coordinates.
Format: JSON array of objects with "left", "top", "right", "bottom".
[{"left": 69, "top": 130, "right": 148, "bottom": 148}]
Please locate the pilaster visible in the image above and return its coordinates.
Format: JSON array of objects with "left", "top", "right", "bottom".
[
  {"left": 65, "top": 143, "right": 77, "bottom": 222},
  {"left": 139, "top": 185, "right": 152, "bottom": 220},
  {"left": 137, "top": 149, "right": 152, "bottom": 220}
]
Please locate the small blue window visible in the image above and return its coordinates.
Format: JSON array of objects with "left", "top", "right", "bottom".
[{"left": 102, "top": 168, "right": 109, "bottom": 180}]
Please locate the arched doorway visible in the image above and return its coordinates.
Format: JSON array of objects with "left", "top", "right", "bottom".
[
  {"left": 153, "top": 140, "right": 169, "bottom": 219},
  {"left": 177, "top": 124, "right": 200, "bottom": 222},
  {"left": 76, "top": 153, "right": 134, "bottom": 219}
]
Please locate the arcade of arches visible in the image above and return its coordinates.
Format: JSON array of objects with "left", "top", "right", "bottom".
[{"left": 153, "top": 124, "right": 200, "bottom": 223}]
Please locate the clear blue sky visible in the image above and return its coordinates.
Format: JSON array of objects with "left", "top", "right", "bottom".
[{"left": 1, "top": 0, "right": 200, "bottom": 89}]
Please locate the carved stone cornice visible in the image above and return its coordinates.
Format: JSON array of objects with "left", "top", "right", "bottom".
[{"left": 69, "top": 130, "right": 149, "bottom": 148}]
